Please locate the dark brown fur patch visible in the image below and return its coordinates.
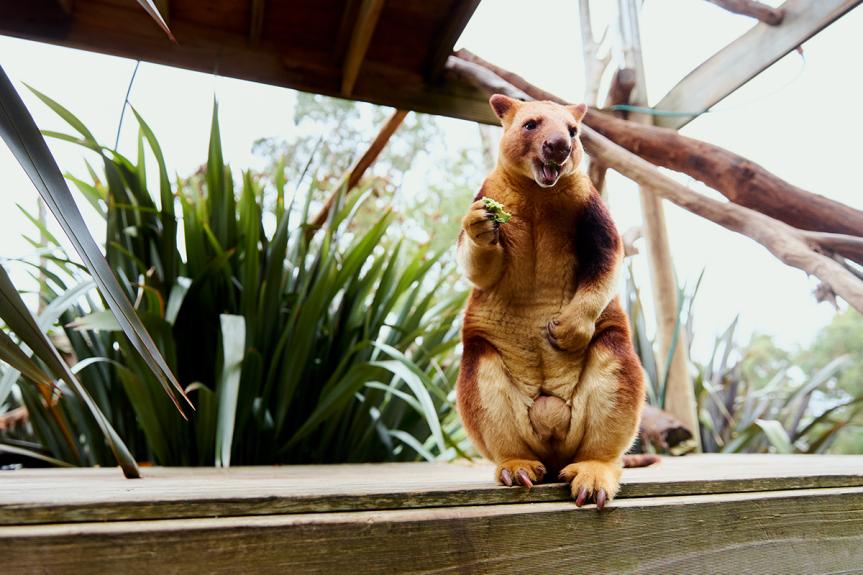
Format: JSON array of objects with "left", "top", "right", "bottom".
[
  {"left": 574, "top": 192, "right": 621, "bottom": 288},
  {"left": 456, "top": 334, "right": 497, "bottom": 457},
  {"left": 595, "top": 298, "right": 645, "bottom": 417}
]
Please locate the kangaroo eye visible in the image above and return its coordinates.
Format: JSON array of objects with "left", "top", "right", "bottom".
[
  {"left": 523, "top": 119, "right": 537, "bottom": 131},
  {"left": 568, "top": 126, "right": 578, "bottom": 138}
]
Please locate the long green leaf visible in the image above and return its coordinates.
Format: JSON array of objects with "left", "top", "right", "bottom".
[
  {"left": 0, "top": 68, "right": 190, "bottom": 415},
  {"left": 0, "top": 264, "right": 139, "bottom": 476},
  {"left": 754, "top": 419, "right": 793, "bottom": 454},
  {"left": 215, "top": 314, "right": 246, "bottom": 467}
]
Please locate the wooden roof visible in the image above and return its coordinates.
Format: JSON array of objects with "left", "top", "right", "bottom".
[{"left": 0, "top": 0, "right": 495, "bottom": 122}]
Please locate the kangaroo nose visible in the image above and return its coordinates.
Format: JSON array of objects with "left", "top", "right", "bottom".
[{"left": 542, "top": 136, "right": 571, "bottom": 163}]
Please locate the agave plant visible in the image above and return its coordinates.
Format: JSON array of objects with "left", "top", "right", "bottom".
[
  {"left": 694, "top": 319, "right": 859, "bottom": 454},
  {"left": 0, "top": 83, "right": 469, "bottom": 467},
  {"left": 623, "top": 262, "right": 860, "bottom": 454}
]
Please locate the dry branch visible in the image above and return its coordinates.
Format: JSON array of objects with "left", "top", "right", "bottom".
[
  {"left": 309, "top": 109, "right": 408, "bottom": 230},
  {"left": 584, "top": 111, "right": 863, "bottom": 245},
  {"left": 445, "top": 54, "right": 863, "bottom": 313},
  {"left": 580, "top": 124, "right": 863, "bottom": 312},
  {"left": 588, "top": 68, "right": 636, "bottom": 193},
  {"left": 706, "top": 0, "right": 784, "bottom": 25},
  {"left": 578, "top": 0, "right": 611, "bottom": 107},
  {"left": 454, "top": 49, "right": 863, "bottom": 245},
  {"left": 640, "top": 405, "right": 694, "bottom": 450}
]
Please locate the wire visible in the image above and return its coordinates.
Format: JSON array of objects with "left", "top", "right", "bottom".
[
  {"left": 114, "top": 60, "right": 141, "bottom": 150},
  {"left": 607, "top": 50, "right": 807, "bottom": 119}
]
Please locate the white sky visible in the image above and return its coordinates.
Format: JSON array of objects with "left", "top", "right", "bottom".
[{"left": 0, "top": 0, "right": 861, "bottom": 362}]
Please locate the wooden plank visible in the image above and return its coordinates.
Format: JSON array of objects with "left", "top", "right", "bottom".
[
  {"left": 248, "top": 0, "right": 265, "bottom": 42},
  {"left": 3, "top": 455, "right": 863, "bottom": 525},
  {"left": 340, "top": 0, "right": 386, "bottom": 96},
  {"left": 424, "top": 0, "right": 482, "bottom": 79},
  {"left": 655, "top": 0, "right": 863, "bottom": 129},
  {"left": 4, "top": 486, "right": 863, "bottom": 574}
]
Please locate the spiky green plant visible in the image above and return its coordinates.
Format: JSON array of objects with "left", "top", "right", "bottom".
[
  {"left": 0, "top": 89, "right": 470, "bottom": 467},
  {"left": 623, "top": 263, "right": 860, "bottom": 454}
]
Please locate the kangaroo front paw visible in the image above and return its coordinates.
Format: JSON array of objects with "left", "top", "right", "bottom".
[
  {"left": 545, "top": 316, "right": 595, "bottom": 353},
  {"left": 496, "top": 459, "right": 546, "bottom": 489},
  {"left": 463, "top": 199, "right": 500, "bottom": 246},
  {"left": 559, "top": 460, "right": 622, "bottom": 510}
]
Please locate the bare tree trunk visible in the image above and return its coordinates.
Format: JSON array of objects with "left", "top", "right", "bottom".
[
  {"left": 617, "top": 0, "right": 699, "bottom": 447},
  {"left": 477, "top": 124, "right": 497, "bottom": 172},
  {"left": 578, "top": 0, "right": 611, "bottom": 107},
  {"left": 309, "top": 109, "right": 408, "bottom": 233}
]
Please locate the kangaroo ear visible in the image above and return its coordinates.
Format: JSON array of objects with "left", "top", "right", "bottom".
[
  {"left": 568, "top": 103, "right": 588, "bottom": 122},
  {"left": 489, "top": 94, "right": 521, "bottom": 121}
]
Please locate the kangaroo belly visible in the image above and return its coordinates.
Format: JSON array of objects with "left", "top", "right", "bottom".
[{"left": 528, "top": 394, "right": 571, "bottom": 441}]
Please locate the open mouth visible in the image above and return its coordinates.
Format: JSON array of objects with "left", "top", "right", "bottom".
[{"left": 532, "top": 158, "right": 566, "bottom": 187}]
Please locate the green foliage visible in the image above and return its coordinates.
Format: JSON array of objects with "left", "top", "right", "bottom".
[
  {"left": 625, "top": 264, "right": 861, "bottom": 454},
  {"left": 0, "top": 91, "right": 470, "bottom": 467}
]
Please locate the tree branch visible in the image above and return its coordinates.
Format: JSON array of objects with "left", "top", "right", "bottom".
[
  {"left": 579, "top": 123, "right": 863, "bottom": 313},
  {"left": 578, "top": 0, "right": 611, "bottom": 107},
  {"left": 445, "top": 53, "right": 863, "bottom": 313},
  {"left": 705, "top": 0, "right": 785, "bottom": 25},
  {"left": 309, "top": 108, "right": 408, "bottom": 231},
  {"left": 454, "top": 49, "right": 863, "bottom": 243}
]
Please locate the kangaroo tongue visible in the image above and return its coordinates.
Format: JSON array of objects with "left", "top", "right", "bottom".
[{"left": 542, "top": 163, "right": 560, "bottom": 181}]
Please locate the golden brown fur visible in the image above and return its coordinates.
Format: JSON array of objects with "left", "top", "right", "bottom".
[{"left": 456, "top": 95, "right": 645, "bottom": 508}]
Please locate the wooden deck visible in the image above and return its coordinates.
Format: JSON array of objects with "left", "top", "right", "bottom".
[{"left": 3, "top": 454, "right": 863, "bottom": 574}]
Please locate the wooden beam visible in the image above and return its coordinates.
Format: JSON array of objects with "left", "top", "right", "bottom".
[
  {"left": 424, "top": 0, "right": 482, "bottom": 80},
  {"left": 341, "top": 0, "right": 386, "bottom": 97},
  {"left": 309, "top": 108, "right": 408, "bottom": 230},
  {"left": 655, "top": 0, "right": 863, "bottom": 130},
  {"left": 0, "top": 1, "right": 494, "bottom": 125},
  {"left": 705, "top": 0, "right": 784, "bottom": 25},
  {"left": 5, "top": 486, "right": 863, "bottom": 573},
  {"left": 0, "top": 0, "right": 73, "bottom": 34},
  {"left": 248, "top": 0, "right": 265, "bottom": 43},
  {"left": 4, "top": 456, "right": 863, "bottom": 524},
  {"left": 55, "top": 0, "right": 74, "bottom": 15},
  {"left": 333, "top": 0, "right": 362, "bottom": 62}
]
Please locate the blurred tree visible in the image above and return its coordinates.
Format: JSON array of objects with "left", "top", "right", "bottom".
[{"left": 252, "top": 92, "right": 487, "bottom": 261}]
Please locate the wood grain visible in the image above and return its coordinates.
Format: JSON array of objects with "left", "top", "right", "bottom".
[
  {"left": 3, "top": 455, "right": 863, "bottom": 525},
  {"left": 0, "top": 0, "right": 492, "bottom": 124},
  {"left": 4, "top": 486, "right": 863, "bottom": 574},
  {"left": 341, "top": 0, "right": 386, "bottom": 96}
]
